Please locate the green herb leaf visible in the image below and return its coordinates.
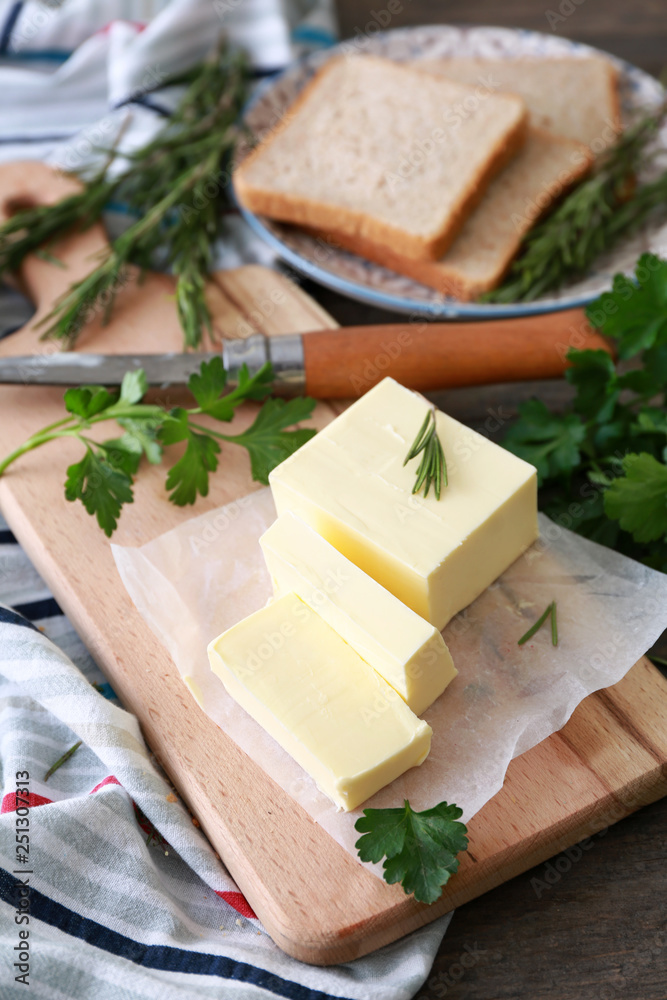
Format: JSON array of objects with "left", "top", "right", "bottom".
[
  {"left": 116, "top": 416, "right": 163, "bottom": 464},
  {"left": 64, "top": 447, "right": 134, "bottom": 537},
  {"left": 188, "top": 356, "right": 228, "bottom": 410},
  {"left": 355, "top": 800, "right": 468, "bottom": 905},
  {"left": 604, "top": 452, "right": 667, "bottom": 542},
  {"left": 518, "top": 601, "right": 558, "bottom": 646},
  {"left": 403, "top": 407, "right": 447, "bottom": 500},
  {"left": 225, "top": 397, "right": 316, "bottom": 484},
  {"left": 502, "top": 400, "right": 585, "bottom": 483},
  {"left": 160, "top": 411, "right": 220, "bottom": 505},
  {"left": 120, "top": 369, "right": 148, "bottom": 405},
  {"left": 565, "top": 349, "right": 619, "bottom": 423},
  {"left": 64, "top": 385, "right": 117, "bottom": 420},
  {"left": 587, "top": 254, "right": 667, "bottom": 358},
  {"left": 100, "top": 435, "right": 143, "bottom": 477},
  {"left": 44, "top": 740, "right": 82, "bottom": 782}
]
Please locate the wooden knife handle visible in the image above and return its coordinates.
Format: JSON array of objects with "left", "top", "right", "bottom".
[{"left": 302, "top": 308, "right": 612, "bottom": 398}]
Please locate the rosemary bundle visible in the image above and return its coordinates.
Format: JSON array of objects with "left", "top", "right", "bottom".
[
  {"left": 0, "top": 39, "right": 249, "bottom": 348},
  {"left": 484, "top": 104, "right": 667, "bottom": 303}
]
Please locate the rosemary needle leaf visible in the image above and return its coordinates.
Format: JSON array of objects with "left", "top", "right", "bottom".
[
  {"left": 551, "top": 601, "right": 558, "bottom": 647},
  {"left": 405, "top": 407, "right": 447, "bottom": 500},
  {"left": 44, "top": 739, "right": 82, "bottom": 782},
  {"left": 518, "top": 602, "right": 557, "bottom": 646},
  {"left": 403, "top": 410, "right": 431, "bottom": 464}
]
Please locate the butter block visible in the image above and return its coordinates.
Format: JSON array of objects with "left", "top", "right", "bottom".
[
  {"left": 207, "top": 592, "right": 431, "bottom": 811},
  {"left": 268, "top": 377, "right": 538, "bottom": 630},
  {"left": 259, "top": 511, "right": 457, "bottom": 715}
]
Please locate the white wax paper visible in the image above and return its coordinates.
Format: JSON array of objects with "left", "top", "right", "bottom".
[{"left": 112, "top": 490, "right": 667, "bottom": 874}]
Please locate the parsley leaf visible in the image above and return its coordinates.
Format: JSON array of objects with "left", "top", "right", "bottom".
[
  {"left": 565, "top": 349, "right": 618, "bottom": 423},
  {"left": 160, "top": 409, "right": 221, "bottom": 505},
  {"left": 225, "top": 397, "right": 316, "bottom": 484},
  {"left": 193, "top": 361, "right": 274, "bottom": 421},
  {"left": 64, "top": 447, "right": 134, "bottom": 537},
  {"left": 64, "top": 385, "right": 117, "bottom": 420},
  {"left": 119, "top": 369, "right": 148, "bottom": 405},
  {"left": 501, "top": 399, "right": 585, "bottom": 483},
  {"left": 604, "top": 452, "right": 667, "bottom": 542},
  {"left": 116, "top": 417, "right": 163, "bottom": 464},
  {"left": 587, "top": 253, "right": 667, "bottom": 358},
  {"left": 355, "top": 800, "right": 468, "bottom": 905},
  {"left": 188, "top": 356, "right": 228, "bottom": 409}
]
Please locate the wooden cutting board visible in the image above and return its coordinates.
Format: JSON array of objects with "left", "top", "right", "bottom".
[{"left": 1, "top": 162, "right": 666, "bottom": 965}]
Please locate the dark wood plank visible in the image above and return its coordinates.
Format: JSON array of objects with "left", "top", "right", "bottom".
[
  {"left": 335, "top": 0, "right": 667, "bottom": 77},
  {"left": 419, "top": 795, "right": 667, "bottom": 1000}
]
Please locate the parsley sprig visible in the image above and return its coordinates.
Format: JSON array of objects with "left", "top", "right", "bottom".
[
  {"left": 0, "top": 359, "right": 315, "bottom": 537},
  {"left": 355, "top": 800, "right": 468, "bottom": 904},
  {"left": 501, "top": 252, "right": 667, "bottom": 570}
]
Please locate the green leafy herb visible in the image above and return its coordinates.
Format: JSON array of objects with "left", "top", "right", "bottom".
[
  {"left": 484, "top": 105, "right": 667, "bottom": 303},
  {"left": 355, "top": 799, "right": 468, "bottom": 904},
  {"left": 518, "top": 601, "right": 558, "bottom": 647},
  {"left": 604, "top": 453, "right": 667, "bottom": 542},
  {"left": 0, "top": 360, "right": 315, "bottom": 536},
  {"left": 403, "top": 407, "right": 447, "bottom": 500},
  {"left": 0, "top": 39, "right": 249, "bottom": 348},
  {"left": 44, "top": 740, "right": 82, "bottom": 782},
  {"left": 500, "top": 253, "right": 667, "bottom": 572}
]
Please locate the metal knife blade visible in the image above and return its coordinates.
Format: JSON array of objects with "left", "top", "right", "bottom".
[
  {"left": 0, "top": 352, "right": 217, "bottom": 386},
  {"left": 0, "top": 333, "right": 307, "bottom": 394}
]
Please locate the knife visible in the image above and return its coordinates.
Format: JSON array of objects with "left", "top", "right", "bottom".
[{"left": 0, "top": 311, "right": 612, "bottom": 399}]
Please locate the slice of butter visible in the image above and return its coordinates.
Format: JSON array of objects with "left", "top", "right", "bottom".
[
  {"left": 207, "top": 592, "right": 432, "bottom": 811},
  {"left": 268, "top": 377, "right": 538, "bottom": 630},
  {"left": 259, "top": 511, "right": 457, "bottom": 715}
]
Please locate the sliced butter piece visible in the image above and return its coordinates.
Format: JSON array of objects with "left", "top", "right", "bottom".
[
  {"left": 268, "top": 377, "right": 538, "bottom": 631},
  {"left": 259, "top": 510, "right": 456, "bottom": 716},
  {"left": 207, "top": 592, "right": 431, "bottom": 811}
]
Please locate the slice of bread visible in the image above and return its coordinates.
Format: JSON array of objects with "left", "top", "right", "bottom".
[
  {"left": 234, "top": 54, "right": 528, "bottom": 262},
  {"left": 310, "top": 128, "right": 593, "bottom": 300},
  {"left": 415, "top": 56, "right": 621, "bottom": 151}
]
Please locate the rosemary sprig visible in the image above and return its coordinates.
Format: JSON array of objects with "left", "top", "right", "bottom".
[
  {"left": 518, "top": 601, "right": 558, "bottom": 646},
  {"left": 44, "top": 739, "right": 82, "bottom": 781},
  {"left": 484, "top": 104, "right": 667, "bottom": 303},
  {"left": 0, "top": 38, "right": 249, "bottom": 349},
  {"left": 403, "top": 407, "right": 447, "bottom": 500}
]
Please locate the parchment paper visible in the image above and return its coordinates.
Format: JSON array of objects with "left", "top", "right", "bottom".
[{"left": 112, "top": 490, "right": 667, "bottom": 873}]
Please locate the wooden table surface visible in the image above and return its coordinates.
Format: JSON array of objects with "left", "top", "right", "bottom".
[{"left": 327, "top": 3, "right": 667, "bottom": 995}]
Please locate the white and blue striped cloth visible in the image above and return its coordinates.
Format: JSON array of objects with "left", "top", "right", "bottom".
[{"left": 0, "top": 2, "right": 453, "bottom": 996}]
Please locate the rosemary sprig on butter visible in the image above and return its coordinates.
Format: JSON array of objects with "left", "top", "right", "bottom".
[
  {"left": 0, "top": 39, "right": 249, "bottom": 349},
  {"left": 404, "top": 407, "right": 447, "bottom": 499}
]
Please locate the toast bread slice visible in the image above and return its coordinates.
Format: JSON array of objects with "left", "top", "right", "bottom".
[
  {"left": 234, "top": 54, "right": 528, "bottom": 262},
  {"left": 308, "top": 128, "right": 593, "bottom": 300}
]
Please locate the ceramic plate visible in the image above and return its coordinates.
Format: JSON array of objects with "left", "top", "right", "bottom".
[{"left": 234, "top": 25, "right": 667, "bottom": 318}]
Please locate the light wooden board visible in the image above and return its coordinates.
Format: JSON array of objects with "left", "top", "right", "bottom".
[{"left": 0, "top": 166, "right": 666, "bottom": 963}]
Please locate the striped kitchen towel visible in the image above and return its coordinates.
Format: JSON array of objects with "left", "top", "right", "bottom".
[{"left": 0, "top": 511, "right": 453, "bottom": 996}]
